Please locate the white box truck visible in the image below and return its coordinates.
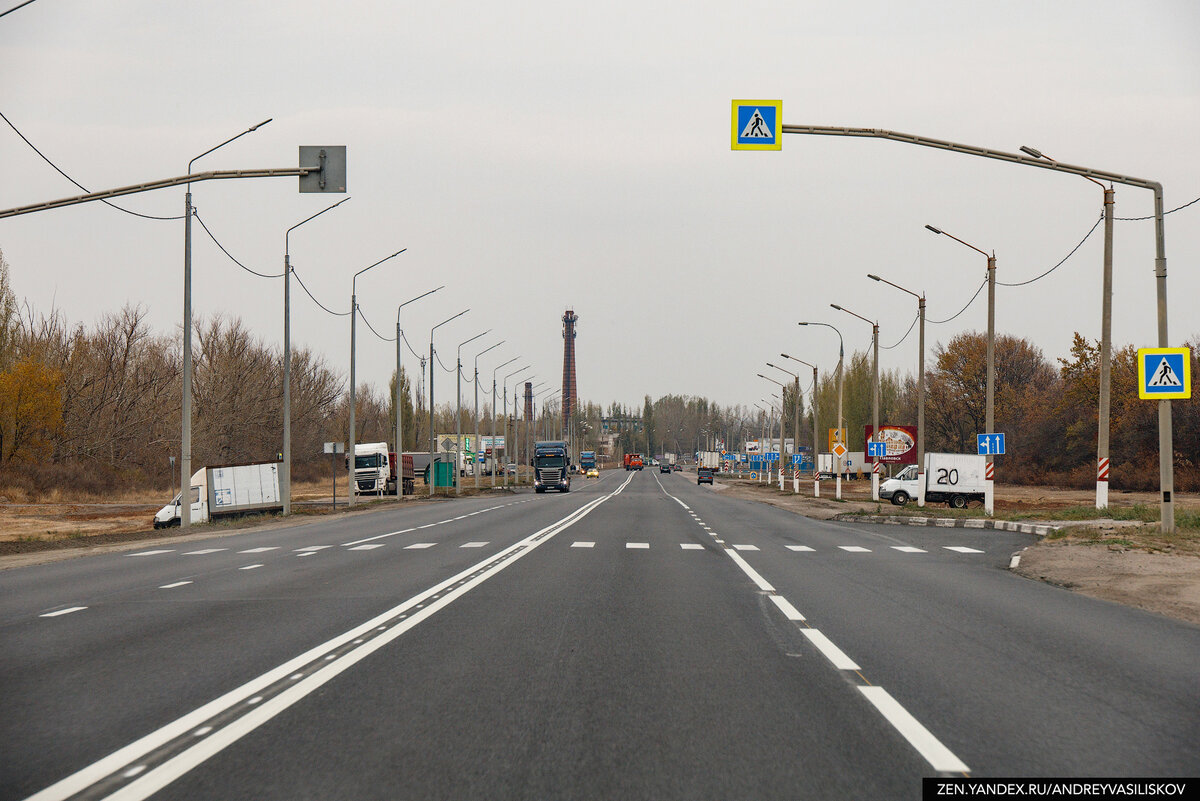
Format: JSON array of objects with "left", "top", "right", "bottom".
[
  {"left": 154, "top": 461, "right": 282, "bottom": 527},
  {"left": 352, "top": 442, "right": 394, "bottom": 496},
  {"left": 879, "top": 453, "right": 987, "bottom": 508},
  {"left": 698, "top": 451, "right": 721, "bottom": 470}
]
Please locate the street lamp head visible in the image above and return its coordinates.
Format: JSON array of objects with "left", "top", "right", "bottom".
[
  {"left": 867, "top": 274, "right": 881, "bottom": 282},
  {"left": 924, "top": 225, "right": 943, "bottom": 235},
  {"left": 830, "top": 303, "right": 842, "bottom": 311},
  {"left": 780, "top": 353, "right": 790, "bottom": 359},
  {"left": 797, "top": 321, "right": 809, "bottom": 326},
  {"left": 249, "top": 118, "right": 273, "bottom": 132},
  {"left": 1019, "top": 145, "right": 1044, "bottom": 159}
]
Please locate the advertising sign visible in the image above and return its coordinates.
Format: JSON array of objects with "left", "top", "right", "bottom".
[
  {"left": 827, "top": 428, "right": 847, "bottom": 452},
  {"left": 863, "top": 425, "right": 918, "bottom": 465}
]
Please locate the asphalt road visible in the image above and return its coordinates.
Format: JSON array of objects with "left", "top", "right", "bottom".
[{"left": 2, "top": 469, "right": 1197, "bottom": 800}]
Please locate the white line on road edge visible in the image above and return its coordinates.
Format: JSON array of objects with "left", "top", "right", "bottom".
[
  {"left": 769, "top": 595, "right": 805, "bottom": 621},
  {"left": 23, "top": 471, "right": 636, "bottom": 801},
  {"left": 724, "top": 550, "right": 776, "bottom": 593},
  {"left": 858, "top": 686, "right": 970, "bottom": 773}
]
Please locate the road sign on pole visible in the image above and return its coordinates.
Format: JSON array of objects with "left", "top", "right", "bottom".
[
  {"left": 831, "top": 442, "right": 847, "bottom": 459},
  {"left": 730, "top": 100, "right": 782, "bottom": 151},
  {"left": 976, "top": 433, "right": 1006, "bottom": 456},
  {"left": 1137, "top": 347, "right": 1191, "bottom": 399},
  {"left": 867, "top": 441, "right": 886, "bottom": 458}
]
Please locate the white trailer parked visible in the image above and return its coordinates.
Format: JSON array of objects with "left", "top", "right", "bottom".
[
  {"left": 879, "top": 453, "right": 987, "bottom": 508},
  {"left": 154, "top": 461, "right": 282, "bottom": 527}
]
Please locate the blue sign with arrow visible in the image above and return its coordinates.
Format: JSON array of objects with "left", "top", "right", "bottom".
[
  {"left": 976, "top": 433, "right": 1006, "bottom": 456},
  {"left": 867, "top": 441, "right": 886, "bottom": 458}
]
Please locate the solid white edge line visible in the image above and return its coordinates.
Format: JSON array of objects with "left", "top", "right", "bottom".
[
  {"left": 769, "top": 595, "right": 805, "bottom": 621},
  {"left": 724, "top": 550, "right": 775, "bottom": 593},
  {"left": 801, "top": 629, "right": 861, "bottom": 670},
  {"left": 858, "top": 686, "right": 970, "bottom": 773},
  {"left": 24, "top": 471, "right": 636, "bottom": 801}
]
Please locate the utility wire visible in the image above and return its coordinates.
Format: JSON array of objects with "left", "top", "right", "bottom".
[
  {"left": 880, "top": 312, "right": 919, "bottom": 350},
  {"left": 928, "top": 278, "right": 986, "bottom": 325},
  {"left": 996, "top": 211, "right": 1103, "bottom": 287},
  {"left": 193, "top": 212, "right": 285, "bottom": 278},
  {"left": 0, "top": 0, "right": 40, "bottom": 18},
  {"left": 400, "top": 329, "right": 425, "bottom": 360},
  {"left": 357, "top": 308, "right": 396, "bottom": 342},
  {"left": 1114, "top": 195, "right": 1200, "bottom": 221},
  {"left": 435, "top": 351, "right": 455, "bottom": 372},
  {"left": 292, "top": 270, "right": 350, "bottom": 316},
  {"left": 1, "top": 109, "right": 184, "bottom": 220}
]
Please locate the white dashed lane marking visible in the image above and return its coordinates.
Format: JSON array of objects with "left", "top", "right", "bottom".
[
  {"left": 571, "top": 542, "right": 595, "bottom": 548},
  {"left": 731, "top": 544, "right": 760, "bottom": 552},
  {"left": 183, "top": 549, "right": 226, "bottom": 556},
  {"left": 348, "top": 544, "right": 385, "bottom": 551},
  {"left": 239, "top": 547, "right": 279, "bottom": 554},
  {"left": 893, "top": 546, "right": 927, "bottom": 553},
  {"left": 159, "top": 581, "right": 193, "bottom": 589},
  {"left": 460, "top": 542, "right": 489, "bottom": 548},
  {"left": 239, "top": 564, "right": 263, "bottom": 570},
  {"left": 128, "top": 550, "right": 174, "bottom": 557},
  {"left": 404, "top": 543, "right": 437, "bottom": 550},
  {"left": 945, "top": 546, "right": 985, "bottom": 553},
  {"left": 786, "top": 545, "right": 816, "bottom": 552},
  {"left": 625, "top": 543, "right": 650, "bottom": 549},
  {"left": 40, "top": 606, "right": 87, "bottom": 618},
  {"left": 679, "top": 543, "right": 704, "bottom": 550},
  {"left": 838, "top": 546, "right": 872, "bottom": 553}
]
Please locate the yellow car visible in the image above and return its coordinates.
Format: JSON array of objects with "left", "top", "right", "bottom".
[{"left": 586, "top": 467, "right": 599, "bottom": 478}]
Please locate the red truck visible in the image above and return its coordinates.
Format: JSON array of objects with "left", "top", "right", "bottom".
[{"left": 623, "top": 453, "right": 644, "bottom": 471}]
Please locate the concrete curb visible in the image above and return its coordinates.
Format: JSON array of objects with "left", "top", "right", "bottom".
[{"left": 833, "top": 513, "right": 1061, "bottom": 536}]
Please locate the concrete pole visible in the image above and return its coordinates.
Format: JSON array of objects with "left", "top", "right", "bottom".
[
  {"left": 1097, "top": 187, "right": 1115, "bottom": 509},
  {"left": 181, "top": 190, "right": 193, "bottom": 528},
  {"left": 349, "top": 290, "right": 357, "bottom": 507},
  {"left": 836, "top": 343, "right": 844, "bottom": 501},
  {"left": 1152, "top": 186, "right": 1175, "bottom": 534},
  {"left": 871, "top": 322, "right": 879, "bottom": 502},
  {"left": 812, "top": 366, "right": 819, "bottom": 498},
  {"left": 283, "top": 253, "right": 291, "bottom": 515},
  {"left": 985, "top": 254, "right": 996, "bottom": 516},
  {"left": 917, "top": 296, "right": 926, "bottom": 508},
  {"left": 456, "top": 357, "right": 462, "bottom": 496},
  {"left": 793, "top": 375, "right": 800, "bottom": 493}
]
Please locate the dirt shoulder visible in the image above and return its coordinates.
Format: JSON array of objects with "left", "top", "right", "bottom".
[{"left": 710, "top": 475, "right": 1200, "bottom": 627}]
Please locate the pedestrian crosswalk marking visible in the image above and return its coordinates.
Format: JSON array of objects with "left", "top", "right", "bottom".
[{"left": 786, "top": 545, "right": 816, "bottom": 552}]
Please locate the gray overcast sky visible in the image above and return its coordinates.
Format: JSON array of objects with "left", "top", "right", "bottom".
[{"left": 2, "top": 0, "right": 1198, "bottom": 412}]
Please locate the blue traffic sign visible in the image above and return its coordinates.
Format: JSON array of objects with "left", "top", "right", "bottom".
[
  {"left": 765, "top": 452, "right": 779, "bottom": 462},
  {"left": 977, "top": 433, "right": 1006, "bottom": 455},
  {"left": 867, "top": 441, "right": 886, "bottom": 458},
  {"left": 1137, "top": 347, "right": 1191, "bottom": 400}
]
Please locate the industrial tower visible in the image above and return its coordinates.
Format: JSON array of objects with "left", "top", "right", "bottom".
[{"left": 562, "top": 310, "right": 578, "bottom": 458}]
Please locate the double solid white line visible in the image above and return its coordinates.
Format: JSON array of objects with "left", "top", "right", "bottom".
[{"left": 26, "top": 473, "right": 635, "bottom": 801}]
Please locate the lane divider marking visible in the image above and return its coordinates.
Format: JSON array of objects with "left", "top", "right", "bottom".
[
  {"left": 649, "top": 469, "right": 970, "bottom": 776},
  {"left": 23, "top": 472, "right": 636, "bottom": 801}
]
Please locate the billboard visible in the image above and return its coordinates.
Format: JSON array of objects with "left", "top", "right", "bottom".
[
  {"left": 863, "top": 425, "right": 918, "bottom": 464},
  {"left": 827, "top": 428, "right": 847, "bottom": 451}
]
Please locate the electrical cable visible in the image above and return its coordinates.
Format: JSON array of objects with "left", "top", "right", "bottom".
[
  {"left": 400, "top": 329, "right": 425, "bottom": 360},
  {"left": 880, "top": 312, "right": 919, "bottom": 350},
  {"left": 1, "top": 109, "right": 184, "bottom": 220},
  {"left": 292, "top": 270, "right": 350, "bottom": 316},
  {"left": 928, "top": 278, "right": 986, "bottom": 325},
  {"left": 193, "top": 212, "right": 285, "bottom": 278},
  {"left": 1114, "top": 195, "right": 1200, "bottom": 221},
  {"left": 996, "top": 211, "right": 1103, "bottom": 287},
  {"left": 357, "top": 308, "right": 396, "bottom": 342}
]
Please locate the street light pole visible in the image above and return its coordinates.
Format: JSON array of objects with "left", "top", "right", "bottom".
[
  {"left": 926, "top": 224, "right": 995, "bottom": 515},
  {"left": 502, "top": 365, "right": 530, "bottom": 488},
  {"left": 757, "top": 373, "right": 787, "bottom": 490},
  {"left": 782, "top": 353, "right": 819, "bottom": 497},
  {"left": 429, "top": 309, "right": 469, "bottom": 496},
  {"left": 456, "top": 331, "right": 490, "bottom": 496},
  {"left": 348, "top": 249, "right": 407, "bottom": 507},
  {"left": 1022, "top": 146, "right": 1115, "bottom": 510},
  {"left": 472, "top": 341, "right": 504, "bottom": 489},
  {"left": 868, "top": 274, "right": 927, "bottom": 506},
  {"left": 767, "top": 361, "right": 800, "bottom": 493},
  {"left": 395, "top": 285, "right": 443, "bottom": 493},
  {"left": 181, "top": 118, "right": 271, "bottom": 529},
  {"left": 799, "top": 321, "right": 844, "bottom": 500},
  {"left": 832, "top": 304, "right": 880, "bottom": 501},
  {"left": 283, "top": 197, "right": 350, "bottom": 517},
  {"left": 780, "top": 123, "right": 1175, "bottom": 533},
  {"left": 491, "top": 356, "right": 518, "bottom": 487}
]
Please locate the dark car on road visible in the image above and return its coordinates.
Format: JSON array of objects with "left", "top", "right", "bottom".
[
  {"left": 660, "top": 463, "right": 671, "bottom": 473},
  {"left": 697, "top": 467, "right": 714, "bottom": 485}
]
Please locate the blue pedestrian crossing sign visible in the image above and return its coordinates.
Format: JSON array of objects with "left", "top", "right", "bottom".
[
  {"left": 731, "top": 100, "right": 782, "bottom": 151},
  {"left": 1137, "top": 347, "right": 1191, "bottom": 400},
  {"left": 977, "top": 433, "right": 1006, "bottom": 456}
]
